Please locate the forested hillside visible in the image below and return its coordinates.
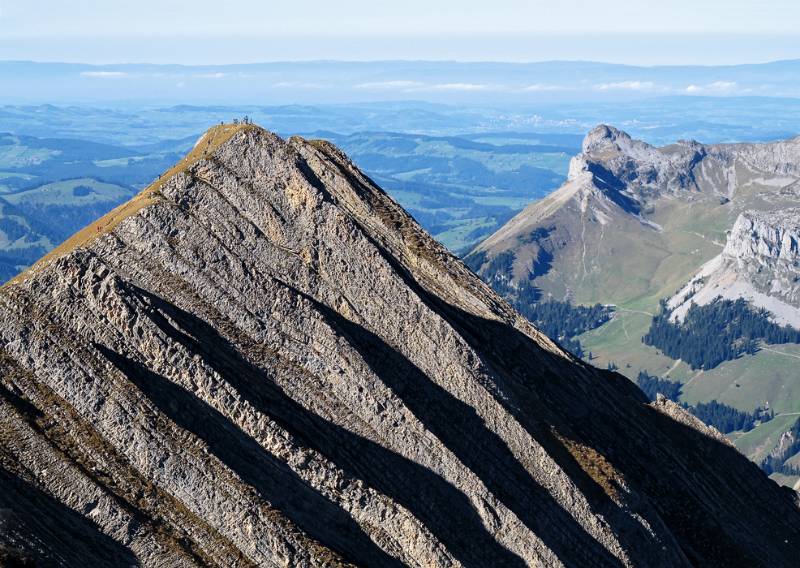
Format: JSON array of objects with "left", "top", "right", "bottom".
[
  {"left": 644, "top": 298, "right": 800, "bottom": 370},
  {"left": 635, "top": 371, "right": 773, "bottom": 436}
]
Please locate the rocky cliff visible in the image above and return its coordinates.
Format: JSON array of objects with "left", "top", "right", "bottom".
[
  {"left": 577, "top": 124, "right": 800, "bottom": 201},
  {"left": 669, "top": 209, "right": 800, "bottom": 326},
  {"left": 1, "top": 124, "right": 799, "bottom": 567}
]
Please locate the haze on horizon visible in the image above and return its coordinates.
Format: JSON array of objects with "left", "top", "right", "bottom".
[{"left": 1, "top": 0, "right": 800, "bottom": 65}]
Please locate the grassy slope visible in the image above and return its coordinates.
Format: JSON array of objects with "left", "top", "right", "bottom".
[{"left": 2, "top": 178, "right": 132, "bottom": 206}]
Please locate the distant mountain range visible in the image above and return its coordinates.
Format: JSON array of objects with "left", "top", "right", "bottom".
[{"left": 4, "top": 59, "right": 800, "bottom": 104}]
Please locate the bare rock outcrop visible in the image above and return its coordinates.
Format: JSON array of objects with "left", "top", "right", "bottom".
[
  {"left": 579, "top": 125, "right": 800, "bottom": 203},
  {"left": 1, "top": 124, "right": 799, "bottom": 567},
  {"left": 669, "top": 209, "right": 800, "bottom": 327}
]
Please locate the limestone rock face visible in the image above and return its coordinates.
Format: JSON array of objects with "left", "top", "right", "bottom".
[
  {"left": 578, "top": 125, "right": 708, "bottom": 200},
  {"left": 724, "top": 210, "right": 800, "bottom": 265},
  {"left": 1, "top": 125, "right": 799, "bottom": 567},
  {"left": 669, "top": 209, "right": 800, "bottom": 327},
  {"left": 577, "top": 124, "right": 800, "bottom": 203}
]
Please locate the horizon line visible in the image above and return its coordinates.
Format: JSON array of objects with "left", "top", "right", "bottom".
[{"left": 2, "top": 58, "right": 800, "bottom": 69}]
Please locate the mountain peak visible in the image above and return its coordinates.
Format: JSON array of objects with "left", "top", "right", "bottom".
[
  {"left": 7, "top": 122, "right": 261, "bottom": 286},
  {"left": 2, "top": 124, "right": 800, "bottom": 566},
  {"left": 581, "top": 124, "right": 634, "bottom": 153}
]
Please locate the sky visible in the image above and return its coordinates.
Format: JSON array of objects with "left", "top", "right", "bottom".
[{"left": 1, "top": 0, "right": 799, "bottom": 65}]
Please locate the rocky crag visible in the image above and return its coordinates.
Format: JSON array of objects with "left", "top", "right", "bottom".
[
  {"left": 669, "top": 209, "right": 800, "bottom": 326},
  {"left": 1, "top": 124, "right": 799, "bottom": 567},
  {"left": 471, "top": 125, "right": 800, "bottom": 294}
]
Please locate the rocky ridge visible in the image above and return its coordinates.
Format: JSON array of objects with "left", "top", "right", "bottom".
[
  {"left": 477, "top": 125, "right": 800, "bottom": 261},
  {"left": 1, "top": 125, "right": 799, "bottom": 567}
]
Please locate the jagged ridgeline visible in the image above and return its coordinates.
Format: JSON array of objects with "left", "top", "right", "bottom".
[
  {"left": 1, "top": 124, "right": 799, "bottom": 567},
  {"left": 469, "top": 124, "right": 800, "bottom": 337}
]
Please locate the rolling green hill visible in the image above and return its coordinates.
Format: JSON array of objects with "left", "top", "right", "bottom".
[{"left": 319, "top": 131, "right": 576, "bottom": 251}]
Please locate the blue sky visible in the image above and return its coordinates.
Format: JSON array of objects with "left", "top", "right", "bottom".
[{"left": 1, "top": 0, "right": 799, "bottom": 64}]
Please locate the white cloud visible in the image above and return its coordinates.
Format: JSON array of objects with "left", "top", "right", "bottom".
[
  {"left": 354, "top": 80, "right": 424, "bottom": 90},
  {"left": 80, "top": 71, "right": 128, "bottom": 78},
  {"left": 686, "top": 81, "right": 738, "bottom": 93},
  {"left": 426, "top": 82, "right": 495, "bottom": 91},
  {"left": 595, "top": 80, "right": 656, "bottom": 91},
  {"left": 272, "top": 81, "right": 324, "bottom": 89},
  {"left": 355, "top": 81, "right": 500, "bottom": 93},
  {"left": 522, "top": 84, "right": 569, "bottom": 92},
  {"left": 195, "top": 72, "right": 227, "bottom": 79}
]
